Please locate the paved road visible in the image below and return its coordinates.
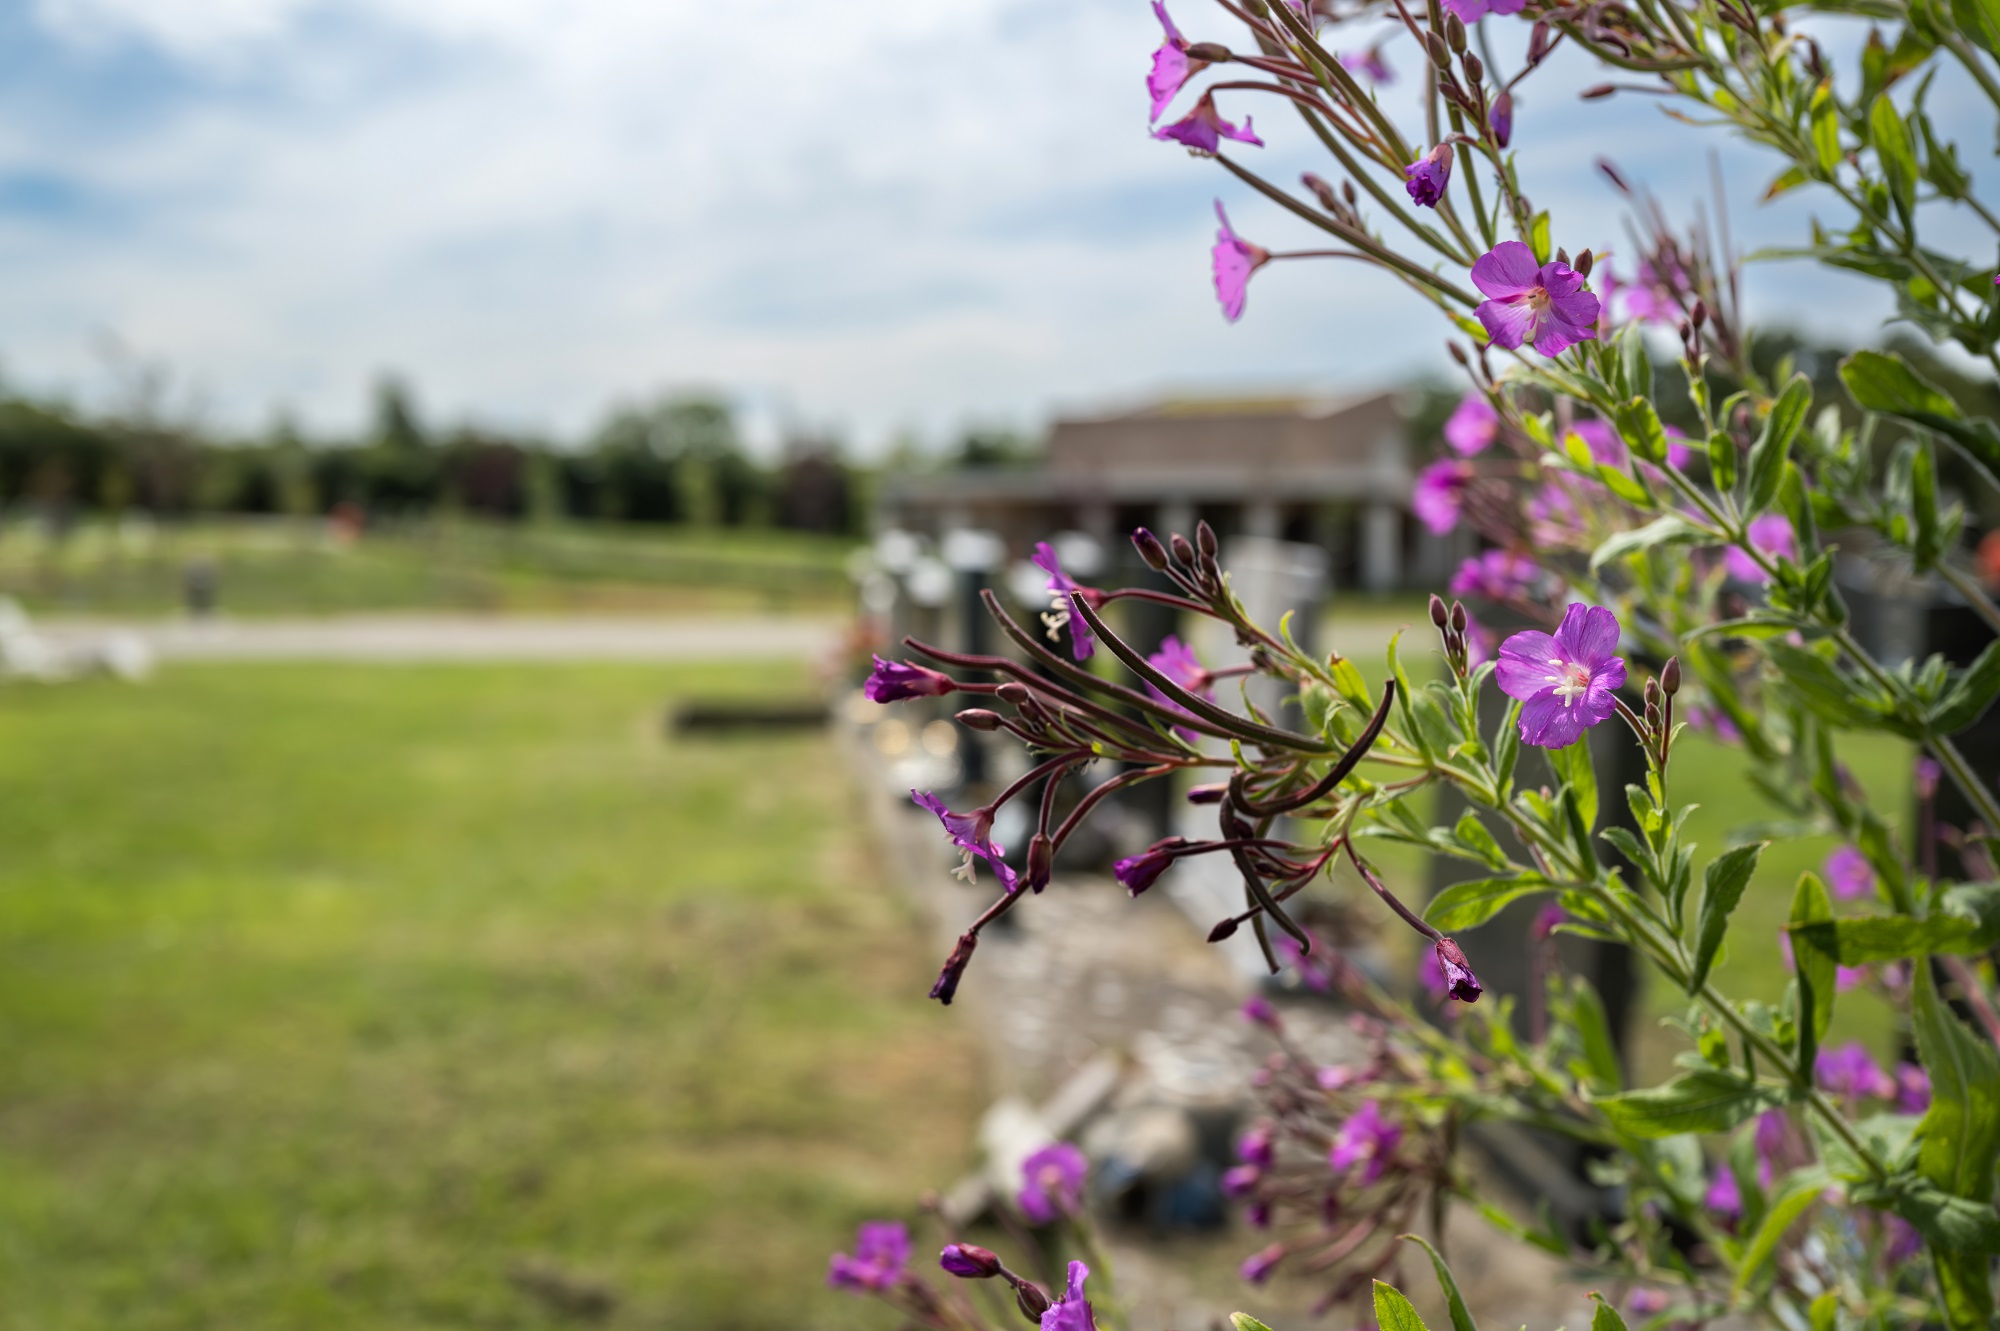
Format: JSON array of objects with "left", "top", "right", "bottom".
[{"left": 35, "top": 615, "right": 846, "bottom": 664}]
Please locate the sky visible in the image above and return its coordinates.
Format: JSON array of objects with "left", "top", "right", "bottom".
[{"left": 0, "top": 0, "right": 1987, "bottom": 454}]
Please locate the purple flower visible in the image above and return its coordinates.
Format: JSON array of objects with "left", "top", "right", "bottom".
[
  {"left": 1490, "top": 90, "right": 1513, "bottom": 148},
  {"left": 1040, "top": 1260, "right": 1096, "bottom": 1331},
  {"left": 1916, "top": 755, "right": 1942, "bottom": 799},
  {"left": 913, "top": 790, "right": 1017, "bottom": 890},
  {"left": 1033, "top": 541, "right": 1098, "bottom": 661},
  {"left": 1246, "top": 1200, "right": 1272, "bottom": 1228},
  {"left": 1883, "top": 1213, "right": 1924, "bottom": 1264},
  {"left": 1463, "top": 612, "right": 1496, "bottom": 668},
  {"left": 1628, "top": 1289, "right": 1670, "bottom": 1317},
  {"left": 1414, "top": 459, "right": 1474, "bottom": 535},
  {"left": 1663, "top": 425, "right": 1693, "bottom": 469},
  {"left": 1824, "top": 845, "right": 1874, "bottom": 901},
  {"left": 1238, "top": 1122, "right": 1276, "bottom": 1168},
  {"left": 1404, "top": 143, "right": 1453, "bottom": 208},
  {"left": 1339, "top": 47, "right": 1392, "bottom": 83},
  {"left": 1443, "top": 0, "right": 1526, "bottom": 18},
  {"left": 1619, "top": 258, "right": 1684, "bottom": 325},
  {"left": 1221, "top": 1163, "right": 1262, "bottom": 1196},
  {"left": 828, "top": 1221, "right": 911, "bottom": 1292},
  {"left": 1242, "top": 994, "right": 1281, "bottom": 1030},
  {"left": 1154, "top": 91, "right": 1263, "bottom": 154},
  {"left": 1472, "top": 241, "right": 1602, "bottom": 357},
  {"left": 1146, "top": 633, "right": 1213, "bottom": 738},
  {"left": 1816, "top": 1041, "right": 1895, "bottom": 1101},
  {"left": 940, "top": 1243, "right": 1003, "bottom": 1278},
  {"left": 1723, "top": 514, "right": 1796, "bottom": 582},
  {"left": 1704, "top": 1165, "right": 1742, "bottom": 1218},
  {"left": 1443, "top": 394, "right": 1498, "bottom": 455},
  {"left": 1896, "top": 1062, "right": 1931, "bottom": 1114},
  {"left": 1211, "top": 200, "right": 1271, "bottom": 323},
  {"left": 1532, "top": 903, "right": 1566, "bottom": 939},
  {"left": 1328, "top": 1100, "right": 1401, "bottom": 1183},
  {"left": 1450, "top": 548, "right": 1540, "bottom": 602},
  {"left": 1495, "top": 602, "right": 1629, "bottom": 748},
  {"left": 1113, "top": 837, "right": 1186, "bottom": 896},
  {"left": 865, "top": 655, "right": 955, "bottom": 702},
  {"left": 1753, "top": 1109, "right": 1787, "bottom": 1185},
  {"left": 1684, "top": 704, "right": 1742, "bottom": 745},
  {"left": 1146, "top": 2, "right": 1211, "bottom": 121},
  {"left": 1019, "top": 1142, "right": 1088, "bottom": 1223},
  {"left": 1239, "top": 1242, "right": 1285, "bottom": 1285},
  {"left": 1433, "top": 937, "right": 1483, "bottom": 1002},
  {"left": 1275, "top": 929, "right": 1336, "bottom": 992}
]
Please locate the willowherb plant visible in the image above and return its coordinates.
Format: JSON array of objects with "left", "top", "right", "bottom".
[{"left": 837, "top": 0, "right": 2000, "bottom": 1327}]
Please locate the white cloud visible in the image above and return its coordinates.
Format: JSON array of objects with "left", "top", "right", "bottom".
[{"left": 0, "top": 0, "right": 1983, "bottom": 452}]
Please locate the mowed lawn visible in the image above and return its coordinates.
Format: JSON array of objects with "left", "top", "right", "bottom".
[{"left": 0, "top": 662, "right": 979, "bottom": 1330}]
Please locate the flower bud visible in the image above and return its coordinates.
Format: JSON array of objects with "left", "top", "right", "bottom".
[
  {"left": 939, "top": 1243, "right": 1002, "bottom": 1279},
  {"left": 1448, "top": 340, "right": 1469, "bottom": 367},
  {"left": 1207, "top": 915, "right": 1241, "bottom": 942},
  {"left": 1581, "top": 83, "right": 1615, "bottom": 100},
  {"left": 1528, "top": 21, "right": 1551, "bottom": 62},
  {"left": 930, "top": 931, "right": 978, "bottom": 1005},
  {"left": 1491, "top": 91, "right": 1513, "bottom": 148},
  {"left": 1462, "top": 50, "right": 1483, "bottom": 84},
  {"left": 1429, "top": 593, "right": 1449, "bottom": 629},
  {"left": 1425, "top": 31, "right": 1451, "bottom": 68},
  {"left": 956, "top": 708, "right": 1002, "bottom": 731},
  {"left": 1131, "top": 526, "right": 1171, "bottom": 571},
  {"left": 1643, "top": 677, "right": 1659, "bottom": 708},
  {"left": 1445, "top": 12, "right": 1467, "bottom": 51},
  {"left": 1433, "top": 937, "right": 1483, "bottom": 1002},
  {"left": 1170, "top": 532, "right": 1197, "bottom": 566},
  {"left": 1302, "top": 171, "right": 1341, "bottom": 211},
  {"left": 1661, "top": 656, "right": 1682, "bottom": 696},
  {"left": 1575, "top": 249, "right": 1594, "bottom": 279},
  {"left": 1013, "top": 1280, "right": 1052, "bottom": 1321},
  {"left": 1449, "top": 600, "right": 1467, "bottom": 634},
  {"left": 1341, "top": 179, "right": 1357, "bottom": 205},
  {"left": 1196, "top": 519, "right": 1218, "bottom": 560},
  {"left": 1186, "top": 40, "right": 1233, "bottom": 61},
  {"left": 1691, "top": 299, "right": 1708, "bottom": 328},
  {"left": 1555, "top": 246, "right": 1570, "bottom": 268},
  {"left": 1025, "top": 833, "right": 1053, "bottom": 893},
  {"left": 1186, "top": 782, "right": 1226, "bottom": 805},
  {"left": 996, "top": 681, "right": 1030, "bottom": 705}
]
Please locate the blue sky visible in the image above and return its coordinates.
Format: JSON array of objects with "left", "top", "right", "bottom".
[{"left": 0, "top": 0, "right": 1986, "bottom": 452}]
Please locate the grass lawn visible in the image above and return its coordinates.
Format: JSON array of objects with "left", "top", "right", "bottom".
[
  {"left": 0, "top": 518, "right": 858, "bottom": 618},
  {"left": 0, "top": 662, "right": 977, "bottom": 1330}
]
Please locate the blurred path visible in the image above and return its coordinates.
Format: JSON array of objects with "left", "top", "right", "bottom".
[{"left": 36, "top": 614, "right": 844, "bottom": 663}]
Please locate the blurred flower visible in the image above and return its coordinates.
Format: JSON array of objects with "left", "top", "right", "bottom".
[
  {"left": 1472, "top": 241, "right": 1601, "bottom": 356},
  {"left": 1463, "top": 612, "right": 1496, "bottom": 668},
  {"left": 912, "top": 791, "right": 1016, "bottom": 890},
  {"left": 1816, "top": 1041, "right": 1895, "bottom": 1101},
  {"left": 865, "top": 656, "right": 955, "bottom": 702},
  {"left": 1147, "top": 633, "right": 1213, "bottom": 738},
  {"left": 1339, "top": 46, "right": 1393, "bottom": 82},
  {"left": 1620, "top": 258, "right": 1686, "bottom": 325},
  {"left": 1532, "top": 903, "right": 1566, "bottom": 938},
  {"left": 1155, "top": 92, "right": 1263, "bottom": 153},
  {"left": 1238, "top": 1122, "right": 1276, "bottom": 1168},
  {"left": 1724, "top": 514, "right": 1795, "bottom": 582},
  {"left": 1433, "top": 937, "right": 1483, "bottom": 1002},
  {"left": 1663, "top": 425, "right": 1694, "bottom": 469},
  {"left": 1275, "top": 930, "right": 1337, "bottom": 992},
  {"left": 1032, "top": 540, "right": 1099, "bottom": 661},
  {"left": 1628, "top": 1289, "right": 1670, "bottom": 1317},
  {"left": 1824, "top": 846, "right": 1874, "bottom": 901},
  {"left": 1221, "top": 1163, "right": 1263, "bottom": 1196},
  {"left": 1114, "top": 837, "right": 1186, "bottom": 896},
  {"left": 1704, "top": 1164, "right": 1741, "bottom": 1218},
  {"left": 1211, "top": 200, "right": 1272, "bottom": 323},
  {"left": 827, "top": 1221, "right": 910, "bottom": 1292},
  {"left": 1443, "top": 394, "right": 1498, "bottom": 456},
  {"left": 1443, "top": 0, "right": 1526, "bottom": 18},
  {"left": 1404, "top": 143, "right": 1453, "bottom": 208},
  {"left": 1565, "top": 418, "right": 1625, "bottom": 467},
  {"left": 1496, "top": 602, "right": 1629, "bottom": 748},
  {"left": 1146, "top": 2, "right": 1210, "bottom": 121},
  {"left": 1883, "top": 1212, "right": 1924, "bottom": 1264},
  {"left": 1916, "top": 755, "right": 1942, "bottom": 800},
  {"left": 1414, "top": 459, "right": 1474, "bottom": 535},
  {"left": 1240, "top": 1242, "right": 1286, "bottom": 1285},
  {"left": 1040, "top": 1260, "right": 1097, "bottom": 1331},
  {"left": 1896, "top": 1062, "right": 1931, "bottom": 1114},
  {"left": 1242, "top": 994, "right": 1282, "bottom": 1030},
  {"left": 1020, "top": 1143, "right": 1089, "bottom": 1223},
  {"left": 1753, "top": 1109, "right": 1787, "bottom": 1185},
  {"left": 1450, "top": 549, "right": 1541, "bottom": 602},
  {"left": 1683, "top": 704, "right": 1742, "bottom": 744},
  {"left": 1328, "top": 1100, "right": 1401, "bottom": 1183}
]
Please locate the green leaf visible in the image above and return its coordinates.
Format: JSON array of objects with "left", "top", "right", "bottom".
[
  {"left": 1690, "top": 842, "right": 1766, "bottom": 993},
  {"left": 1617, "top": 396, "right": 1668, "bottom": 465},
  {"left": 1452, "top": 810, "right": 1509, "bottom": 869},
  {"left": 1589, "top": 1294, "right": 1628, "bottom": 1331},
  {"left": 1809, "top": 80, "right": 1841, "bottom": 175},
  {"left": 1732, "top": 1168, "right": 1832, "bottom": 1299},
  {"left": 1424, "top": 875, "right": 1553, "bottom": 931},
  {"left": 1590, "top": 514, "right": 1709, "bottom": 571},
  {"left": 1787, "top": 872, "right": 1837, "bottom": 1076},
  {"left": 1909, "top": 435, "right": 1945, "bottom": 571},
  {"left": 1912, "top": 966, "right": 2000, "bottom": 1328},
  {"left": 1764, "top": 641, "right": 1884, "bottom": 730},
  {"left": 1746, "top": 374, "right": 1812, "bottom": 515},
  {"left": 1399, "top": 1235, "right": 1478, "bottom": 1331},
  {"left": 1932, "top": 639, "right": 2000, "bottom": 732},
  {"left": 1840, "top": 350, "right": 2000, "bottom": 487},
  {"left": 1568, "top": 975, "right": 1623, "bottom": 1093},
  {"left": 1808, "top": 1292, "right": 1838, "bottom": 1331},
  {"left": 1596, "top": 462, "right": 1653, "bottom": 506},
  {"left": 1891, "top": 1183, "right": 2000, "bottom": 1252},
  {"left": 1591, "top": 1069, "right": 1785, "bottom": 1137},
  {"left": 1374, "top": 1279, "right": 1432, "bottom": 1331},
  {"left": 1708, "top": 431, "right": 1738, "bottom": 490},
  {"left": 1548, "top": 735, "right": 1598, "bottom": 830},
  {"left": 1868, "top": 95, "right": 1919, "bottom": 223},
  {"left": 1529, "top": 212, "right": 1551, "bottom": 265},
  {"left": 1232, "top": 1317, "right": 1277, "bottom": 1331},
  {"left": 1618, "top": 327, "right": 1653, "bottom": 403},
  {"left": 1952, "top": 0, "right": 2000, "bottom": 55},
  {"left": 1829, "top": 890, "right": 2000, "bottom": 962},
  {"left": 1763, "top": 164, "right": 1811, "bottom": 202}
]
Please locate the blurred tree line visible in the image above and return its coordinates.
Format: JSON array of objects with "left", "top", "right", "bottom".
[{"left": 0, "top": 374, "right": 869, "bottom": 535}]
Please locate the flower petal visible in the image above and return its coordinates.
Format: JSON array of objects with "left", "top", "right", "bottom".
[
  {"left": 1475, "top": 295, "right": 1538, "bottom": 351},
  {"left": 1553, "top": 602, "right": 1620, "bottom": 668},
  {"left": 1470, "top": 240, "right": 1540, "bottom": 299},
  {"left": 1518, "top": 691, "right": 1587, "bottom": 748}
]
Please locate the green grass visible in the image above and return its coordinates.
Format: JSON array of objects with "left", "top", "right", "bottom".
[
  {"left": 0, "top": 662, "right": 977, "bottom": 1330},
  {"left": 0, "top": 518, "right": 858, "bottom": 618}
]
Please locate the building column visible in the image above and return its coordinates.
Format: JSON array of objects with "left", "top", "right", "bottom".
[{"left": 1361, "top": 502, "right": 1401, "bottom": 592}]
